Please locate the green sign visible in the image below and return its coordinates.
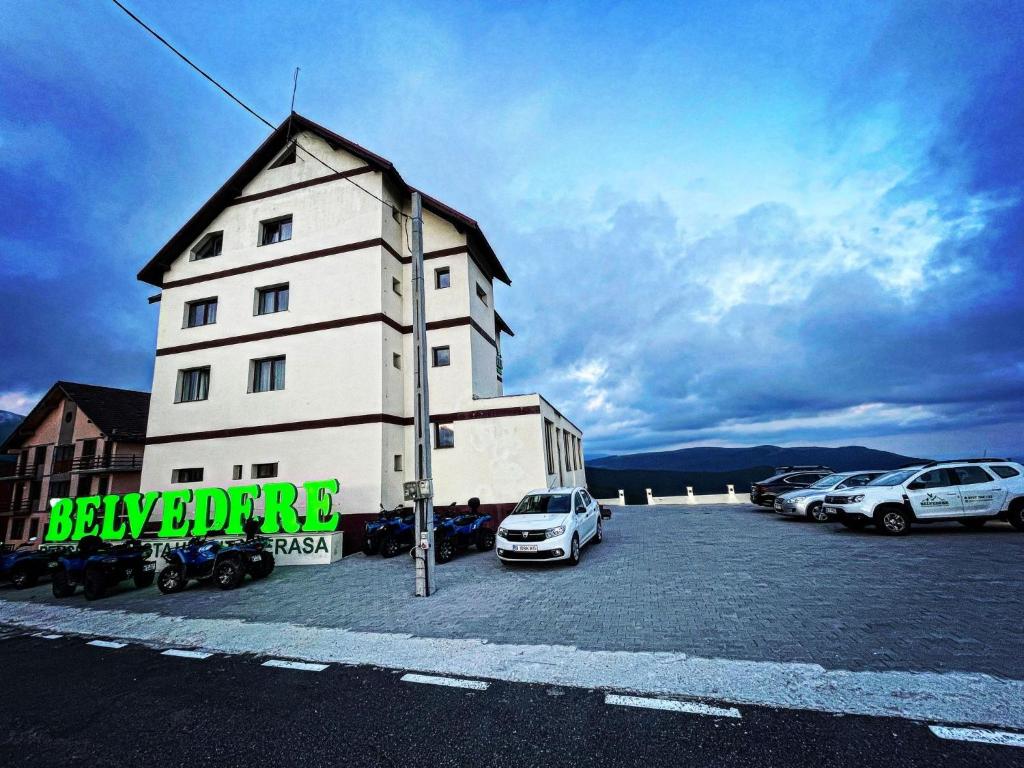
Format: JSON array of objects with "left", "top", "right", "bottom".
[{"left": 44, "top": 479, "right": 341, "bottom": 542}]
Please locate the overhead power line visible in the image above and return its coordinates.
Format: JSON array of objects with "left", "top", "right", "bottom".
[{"left": 109, "top": 0, "right": 408, "bottom": 218}]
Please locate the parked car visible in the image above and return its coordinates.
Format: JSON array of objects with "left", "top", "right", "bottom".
[
  {"left": 51, "top": 536, "right": 155, "bottom": 600},
  {"left": 496, "top": 487, "right": 602, "bottom": 565},
  {"left": 0, "top": 539, "right": 68, "bottom": 589},
  {"left": 750, "top": 466, "right": 834, "bottom": 507},
  {"left": 434, "top": 501, "right": 496, "bottom": 563},
  {"left": 773, "top": 471, "right": 887, "bottom": 522},
  {"left": 823, "top": 459, "right": 1024, "bottom": 536},
  {"left": 157, "top": 536, "right": 275, "bottom": 593}
]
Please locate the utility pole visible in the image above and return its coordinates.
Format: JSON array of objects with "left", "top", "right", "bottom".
[{"left": 409, "top": 192, "right": 436, "bottom": 596}]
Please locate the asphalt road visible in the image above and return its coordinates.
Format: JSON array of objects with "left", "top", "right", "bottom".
[{"left": 1, "top": 631, "right": 1021, "bottom": 768}]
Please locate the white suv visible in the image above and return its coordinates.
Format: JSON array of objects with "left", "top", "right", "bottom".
[
  {"left": 497, "top": 487, "right": 603, "bottom": 565},
  {"left": 823, "top": 459, "right": 1024, "bottom": 535}
]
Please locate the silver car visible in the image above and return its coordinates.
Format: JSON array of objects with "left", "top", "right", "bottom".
[{"left": 774, "top": 471, "right": 887, "bottom": 522}]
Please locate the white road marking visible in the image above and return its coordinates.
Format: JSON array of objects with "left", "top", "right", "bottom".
[
  {"left": 262, "top": 659, "right": 328, "bottom": 672},
  {"left": 32, "top": 633, "right": 62, "bottom": 640},
  {"left": 929, "top": 726, "right": 1024, "bottom": 748},
  {"left": 401, "top": 673, "right": 489, "bottom": 690},
  {"left": 87, "top": 640, "right": 126, "bottom": 649},
  {"left": 4, "top": 601, "right": 1024, "bottom": 731},
  {"left": 162, "top": 649, "right": 212, "bottom": 659},
  {"left": 606, "top": 694, "right": 741, "bottom": 718}
]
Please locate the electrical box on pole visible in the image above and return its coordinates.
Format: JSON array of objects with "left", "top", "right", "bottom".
[{"left": 410, "top": 192, "right": 436, "bottom": 596}]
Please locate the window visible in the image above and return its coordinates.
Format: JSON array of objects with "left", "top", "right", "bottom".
[
  {"left": 191, "top": 232, "right": 223, "bottom": 261},
  {"left": 951, "top": 466, "right": 994, "bottom": 485},
  {"left": 435, "top": 267, "right": 450, "bottom": 289},
  {"left": 476, "top": 283, "right": 488, "bottom": 305},
  {"left": 544, "top": 419, "right": 555, "bottom": 475},
  {"left": 434, "top": 423, "right": 455, "bottom": 449},
  {"left": 270, "top": 142, "right": 297, "bottom": 168},
  {"left": 909, "top": 469, "right": 955, "bottom": 489},
  {"left": 259, "top": 215, "right": 292, "bottom": 246},
  {"left": 172, "top": 468, "right": 204, "bottom": 483},
  {"left": 394, "top": 455, "right": 403, "bottom": 472},
  {"left": 185, "top": 297, "right": 218, "bottom": 327},
  {"left": 52, "top": 444, "right": 74, "bottom": 474},
  {"left": 33, "top": 446, "right": 45, "bottom": 467},
  {"left": 256, "top": 284, "right": 289, "bottom": 315},
  {"left": 564, "top": 431, "right": 572, "bottom": 471},
  {"left": 392, "top": 277, "right": 402, "bottom": 296},
  {"left": 76, "top": 476, "right": 91, "bottom": 496},
  {"left": 176, "top": 367, "right": 210, "bottom": 402},
  {"left": 81, "top": 439, "right": 97, "bottom": 457},
  {"left": 10, "top": 518, "right": 24, "bottom": 540},
  {"left": 49, "top": 480, "right": 70, "bottom": 500},
  {"left": 97, "top": 476, "right": 109, "bottom": 496},
  {"left": 432, "top": 346, "right": 450, "bottom": 367},
  {"left": 393, "top": 353, "right": 402, "bottom": 369},
  {"left": 252, "top": 462, "right": 278, "bottom": 479},
  {"left": 250, "top": 356, "right": 286, "bottom": 393},
  {"left": 28, "top": 517, "right": 39, "bottom": 540},
  {"left": 991, "top": 465, "right": 1021, "bottom": 479},
  {"left": 232, "top": 465, "right": 243, "bottom": 480}
]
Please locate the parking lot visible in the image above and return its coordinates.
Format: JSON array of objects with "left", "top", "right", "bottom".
[{"left": 2, "top": 504, "right": 1022, "bottom": 679}]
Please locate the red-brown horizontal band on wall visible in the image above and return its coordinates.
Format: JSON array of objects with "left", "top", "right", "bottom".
[
  {"left": 228, "top": 166, "right": 375, "bottom": 206},
  {"left": 154, "top": 313, "right": 497, "bottom": 356},
  {"left": 145, "top": 406, "right": 541, "bottom": 445}
]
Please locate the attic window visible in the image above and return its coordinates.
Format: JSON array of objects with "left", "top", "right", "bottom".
[
  {"left": 191, "top": 232, "right": 223, "bottom": 261},
  {"left": 270, "top": 142, "right": 297, "bottom": 168}
]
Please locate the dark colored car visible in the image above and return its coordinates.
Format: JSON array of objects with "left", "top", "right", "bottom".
[
  {"left": 750, "top": 466, "right": 834, "bottom": 507},
  {"left": 157, "top": 536, "right": 275, "bottom": 593},
  {"left": 0, "top": 540, "right": 68, "bottom": 589},
  {"left": 51, "top": 535, "right": 155, "bottom": 600}
]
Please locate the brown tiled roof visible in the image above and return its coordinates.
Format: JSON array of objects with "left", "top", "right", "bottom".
[
  {"left": 137, "top": 112, "right": 510, "bottom": 287},
  {"left": 0, "top": 382, "right": 150, "bottom": 452}
]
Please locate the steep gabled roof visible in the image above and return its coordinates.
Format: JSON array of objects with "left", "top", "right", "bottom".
[
  {"left": 0, "top": 382, "right": 151, "bottom": 453},
  {"left": 137, "top": 113, "right": 510, "bottom": 287}
]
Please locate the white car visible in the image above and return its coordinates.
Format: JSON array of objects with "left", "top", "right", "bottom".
[
  {"left": 823, "top": 459, "right": 1024, "bottom": 535},
  {"left": 497, "top": 487, "right": 603, "bottom": 565},
  {"left": 773, "top": 471, "right": 887, "bottom": 521}
]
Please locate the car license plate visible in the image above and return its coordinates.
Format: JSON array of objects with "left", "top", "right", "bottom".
[
  {"left": 143, "top": 563, "right": 155, "bottom": 572},
  {"left": 825, "top": 506, "right": 840, "bottom": 515},
  {"left": 512, "top": 544, "right": 538, "bottom": 552}
]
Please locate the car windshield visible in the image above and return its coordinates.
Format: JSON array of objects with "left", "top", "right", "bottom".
[
  {"left": 511, "top": 494, "right": 571, "bottom": 515},
  {"left": 809, "top": 474, "right": 844, "bottom": 489},
  {"left": 868, "top": 469, "right": 917, "bottom": 487}
]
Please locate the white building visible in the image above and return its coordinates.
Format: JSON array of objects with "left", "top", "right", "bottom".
[{"left": 137, "top": 113, "right": 584, "bottom": 551}]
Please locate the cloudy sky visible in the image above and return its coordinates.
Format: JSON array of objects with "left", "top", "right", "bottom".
[{"left": 1, "top": 1, "right": 1021, "bottom": 458}]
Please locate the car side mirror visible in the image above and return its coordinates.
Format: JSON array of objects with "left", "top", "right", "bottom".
[{"left": 576, "top": 505, "right": 586, "bottom": 515}]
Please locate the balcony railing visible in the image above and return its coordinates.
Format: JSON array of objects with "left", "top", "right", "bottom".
[
  {"left": 71, "top": 454, "right": 144, "bottom": 473},
  {"left": 0, "top": 498, "right": 40, "bottom": 515},
  {"left": 5, "top": 464, "right": 43, "bottom": 481}
]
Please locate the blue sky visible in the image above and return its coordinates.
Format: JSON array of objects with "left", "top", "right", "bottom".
[{"left": 1, "top": 1, "right": 1021, "bottom": 458}]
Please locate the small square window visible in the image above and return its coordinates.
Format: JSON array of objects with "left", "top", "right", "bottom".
[
  {"left": 232, "top": 465, "right": 243, "bottom": 480},
  {"left": 432, "top": 346, "right": 450, "bottom": 367},
  {"left": 434, "top": 423, "right": 455, "bottom": 449},
  {"left": 393, "top": 353, "right": 401, "bottom": 369},
  {"left": 252, "top": 462, "right": 278, "bottom": 479},
  {"left": 394, "top": 455, "right": 403, "bottom": 472},
  {"left": 256, "top": 284, "right": 289, "bottom": 315},
  {"left": 392, "top": 277, "right": 402, "bottom": 296},
  {"left": 250, "top": 356, "right": 286, "bottom": 393},
  {"left": 184, "top": 297, "right": 218, "bottom": 328},
  {"left": 476, "top": 283, "right": 488, "bottom": 305},
  {"left": 176, "top": 367, "right": 210, "bottom": 403},
  {"left": 435, "top": 267, "right": 450, "bottom": 289},
  {"left": 191, "top": 232, "right": 222, "bottom": 261},
  {"left": 259, "top": 215, "right": 292, "bottom": 246},
  {"left": 172, "top": 468, "right": 204, "bottom": 483}
]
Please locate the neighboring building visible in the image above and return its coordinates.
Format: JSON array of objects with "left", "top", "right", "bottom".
[
  {"left": 137, "top": 113, "right": 584, "bottom": 551},
  {"left": 0, "top": 382, "right": 149, "bottom": 545}
]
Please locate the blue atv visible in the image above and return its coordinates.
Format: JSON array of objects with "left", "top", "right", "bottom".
[
  {"left": 157, "top": 535, "right": 275, "bottom": 593},
  {"left": 51, "top": 535, "right": 155, "bottom": 600},
  {"left": 0, "top": 539, "right": 68, "bottom": 590},
  {"left": 364, "top": 504, "right": 416, "bottom": 558},
  {"left": 433, "top": 501, "right": 495, "bottom": 564}
]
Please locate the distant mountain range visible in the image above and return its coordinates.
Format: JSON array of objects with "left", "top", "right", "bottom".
[
  {"left": 586, "top": 445, "right": 926, "bottom": 504},
  {"left": 0, "top": 410, "right": 22, "bottom": 445}
]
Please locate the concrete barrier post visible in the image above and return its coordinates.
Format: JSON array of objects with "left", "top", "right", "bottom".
[
  {"left": 686, "top": 486, "right": 696, "bottom": 505},
  {"left": 727, "top": 484, "right": 738, "bottom": 503},
  {"left": 645, "top": 488, "right": 655, "bottom": 505},
  {"left": 617, "top": 490, "right": 625, "bottom": 506}
]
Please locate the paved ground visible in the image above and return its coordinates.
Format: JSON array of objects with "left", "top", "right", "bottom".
[
  {"left": 2, "top": 632, "right": 1021, "bottom": 768},
  {"left": 1, "top": 504, "right": 1022, "bottom": 677}
]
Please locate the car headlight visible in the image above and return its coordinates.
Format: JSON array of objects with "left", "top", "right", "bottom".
[
  {"left": 790, "top": 496, "right": 806, "bottom": 503},
  {"left": 545, "top": 525, "right": 566, "bottom": 539},
  {"left": 850, "top": 494, "right": 865, "bottom": 503},
  {"left": 497, "top": 527, "right": 508, "bottom": 538}
]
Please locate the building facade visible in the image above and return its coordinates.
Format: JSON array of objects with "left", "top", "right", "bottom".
[
  {"left": 138, "top": 114, "right": 584, "bottom": 551},
  {"left": 0, "top": 382, "right": 149, "bottom": 545}
]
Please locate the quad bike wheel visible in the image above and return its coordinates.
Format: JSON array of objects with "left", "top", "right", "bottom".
[
  {"left": 215, "top": 559, "right": 244, "bottom": 590},
  {"left": 134, "top": 569, "right": 155, "bottom": 589},
  {"left": 51, "top": 568, "right": 75, "bottom": 598},
  {"left": 157, "top": 564, "right": 187, "bottom": 594},
  {"left": 11, "top": 567, "right": 37, "bottom": 590},
  {"left": 475, "top": 528, "right": 496, "bottom": 551},
  {"left": 83, "top": 570, "right": 108, "bottom": 601},
  {"left": 434, "top": 536, "right": 455, "bottom": 564},
  {"left": 250, "top": 551, "right": 276, "bottom": 579},
  {"left": 362, "top": 535, "right": 379, "bottom": 556},
  {"left": 379, "top": 532, "right": 400, "bottom": 558}
]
